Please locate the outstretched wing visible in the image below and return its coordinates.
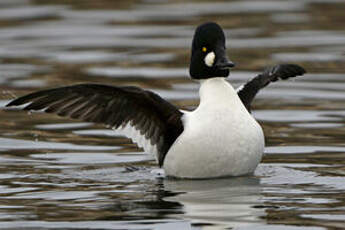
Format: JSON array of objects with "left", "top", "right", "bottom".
[
  {"left": 237, "top": 64, "right": 306, "bottom": 112},
  {"left": 6, "top": 84, "right": 184, "bottom": 167}
]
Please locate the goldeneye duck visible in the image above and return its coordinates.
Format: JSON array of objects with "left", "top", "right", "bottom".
[{"left": 6, "top": 22, "right": 306, "bottom": 179}]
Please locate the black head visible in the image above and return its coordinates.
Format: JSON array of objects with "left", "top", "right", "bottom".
[{"left": 189, "top": 22, "right": 235, "bottom": 79}]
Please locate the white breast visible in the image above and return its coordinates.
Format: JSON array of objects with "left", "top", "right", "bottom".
[{"left": 164, "top": 78, "right": 265, "bottom": 179}]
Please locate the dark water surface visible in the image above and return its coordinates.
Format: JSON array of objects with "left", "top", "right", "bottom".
[{"left": 0, "top": 0, "right": 345, "bottom": 229}]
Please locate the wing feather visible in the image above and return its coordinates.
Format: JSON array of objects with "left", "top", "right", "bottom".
[
  {"left": 6, "top": 84, "right": 183, "bottom": 166},
  {"left": 237, "top": 64, "right": 306, "bottom": 112}
]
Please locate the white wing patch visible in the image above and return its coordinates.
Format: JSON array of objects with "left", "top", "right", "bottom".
[{"left": 113, "top": 122, "right": 158, "bottom": 160}]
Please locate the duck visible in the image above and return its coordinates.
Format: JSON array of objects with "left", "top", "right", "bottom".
[{"left": 6, "top": 22, "right": 306, "bottom": 179}]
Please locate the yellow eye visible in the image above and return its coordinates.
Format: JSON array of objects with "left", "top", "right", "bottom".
[{"left": 202, "top": 47, "right": 207, "bottom": 52}]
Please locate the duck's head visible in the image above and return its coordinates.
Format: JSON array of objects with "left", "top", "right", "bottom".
[{"left": 189, "top": 22, "right": 235, "bottom": 80}]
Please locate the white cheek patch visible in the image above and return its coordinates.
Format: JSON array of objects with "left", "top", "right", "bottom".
[{"left": 204, "top": 51, "right": 215, "bottom": 67}]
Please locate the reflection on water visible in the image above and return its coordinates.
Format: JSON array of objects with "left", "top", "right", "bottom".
[
  {"left": 164, "top": 177, "right": 264, "bottom": 229},
  {"left": 0, "top": 0, "right": 345, "bottom": 229}
]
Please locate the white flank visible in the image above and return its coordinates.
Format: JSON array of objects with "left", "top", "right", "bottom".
[
  {"left": 164, "top": 77, "right": 265, "bottom": 179},
  {"left": 204, "top": 51, "right": 215, "bottom": 67}
]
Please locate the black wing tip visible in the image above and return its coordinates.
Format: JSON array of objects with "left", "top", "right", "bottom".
[
  {"left": 6, "top": 98, "right": 24, "bottom": 107},
  {"left": 5, "top": 101, "right": 14, "bottom": 107},
  {"left": 4, "top": 84, "right": 87, "bottom": 108},
  {"left": 5, "top": 93, "right": 38, "bottom": 108},
  {"left": 279, "top": 64, "right": 306, "bottom": 75},
  {"left": 264, "top": 63, "right": 306, "bottom": 82}
]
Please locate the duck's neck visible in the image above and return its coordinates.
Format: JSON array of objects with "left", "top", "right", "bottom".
[{"left": 199, "top": 77, "right": 237, "bottom": 106}]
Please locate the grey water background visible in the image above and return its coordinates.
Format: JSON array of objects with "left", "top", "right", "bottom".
[{"left": 0, "top": 0, "right": 344, "bottom": 229}]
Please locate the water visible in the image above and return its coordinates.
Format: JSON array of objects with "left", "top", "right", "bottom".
[{"left": 0, "top": 0, "right": 344, "bottom": 229}]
